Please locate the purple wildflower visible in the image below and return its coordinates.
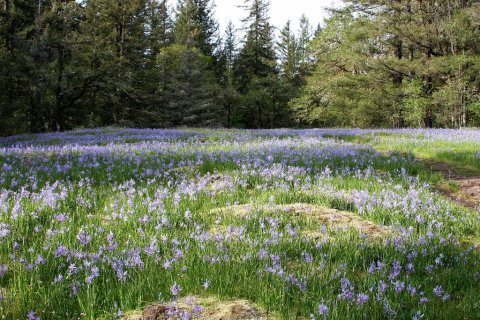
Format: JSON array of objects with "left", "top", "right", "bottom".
[
  {"left": 0, "top": 223, "right": 10, "bottom": 238},
  {"left": 203, "top": 279, "right": 210, "bottom": 290},
  {"left": 35, "top": 255, "right": 46, "bottom": 266},
  {"left": 171, "top": 282, "right": 181, "bottom": 296},
  {"left": 0, "top": 264, "right": 7, "bottom": 277},
  {"left": 393, "top": 281, "right": 405, "bottom": 293},
  {"left": 54, "top": 214, "right": 67, "bottom": 222},
  {"left": 27, "top": 311, "right": 40, "bottom": 320},
  {"left": 356, "top": 293, "right": 369, "bottom": 305},
  {"left": 318, "top": 302, "right": 329, "bottom": 316},
  {"left": 76, "top": 229, "right": 92, "bottom": 246},
  {"left": 55, "top": 245, "right": 68, "bottom": 257},
  {"left": 407, "top": 285, "right": 417, "bottom": 296},
  {"left": 191, "top": 304, "right": 202, "bottom": 316},
  {"left": 433, "top": 285, "right": 443, "bottom": 297}
]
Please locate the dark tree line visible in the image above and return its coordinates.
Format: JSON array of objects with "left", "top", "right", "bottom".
[
  {"left": 1, "top": 0, "right": 480, "bottom": 135},
  {"left": 0, "top": 0, "right": 313, "bottom": 135}
]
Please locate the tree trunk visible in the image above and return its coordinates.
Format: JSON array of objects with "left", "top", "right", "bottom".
[
  {"left": 423, "top": 45, "right": 434, "bottom": 128},
  {"left": 393, "top": 37, "right": 404, "bottom": 128},
  {"left": 54, "top": 49, "right": 65, "bottom": 131},
  {"left": 3, "top": 0, "right": 10, "bottom": 49}
]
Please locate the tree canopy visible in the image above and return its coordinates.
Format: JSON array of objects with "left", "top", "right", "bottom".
[{"left": 0, "top": 0, "right": 479, "bottom": 135}]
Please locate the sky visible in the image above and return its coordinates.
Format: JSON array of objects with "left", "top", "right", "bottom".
[
  {"left": 211, "top": 0, "right": 342, "bottom": 32},
  {"left": 75, "top": 0, "right": 343, "bottom": 36},
  {"left": 171, "top": 0, "right": 343, "bottom": 34}
]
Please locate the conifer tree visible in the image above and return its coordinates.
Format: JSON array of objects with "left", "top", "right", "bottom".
[
  {"left": 277, "top": 20, "right": 298, "bottom": 82},
  {"left": 84, "top": 0, "right": 149, "bottom": 126},
  {"left": 146, "top": 0, "right": 173, "bottom": 60},
  {"left": 174, "top": 0, "right": 219, "bottom": 57},
  {"left": 292, "top": 0, "right": 480, "bottom": 128},
  {"left": 217, "top": 21, "right": 240, "bottom": 127},
  {"left": 156, "top": 44, "right": 222, "bottom": 127},
  {"left": 235, "top": 0, "right": 277, "bottom": 128}
]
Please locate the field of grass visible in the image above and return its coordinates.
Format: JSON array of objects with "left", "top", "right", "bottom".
[
  {"left": 0, "top": 128, "right": 479, "bottom": 319},
  {"left": 324, "top": 129, "right": 480, "bottom": 176}
]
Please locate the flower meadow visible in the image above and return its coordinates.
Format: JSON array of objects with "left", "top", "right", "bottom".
[{"left": 0, "top": 128, "right": 479, "bottom": 319}]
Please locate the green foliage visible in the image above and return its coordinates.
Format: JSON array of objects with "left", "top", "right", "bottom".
[
  {"left": 3, "top": 0, "right": 480, "bottom": 134},
  {"left": 403, "top": 79, "right": 432, "bottom": 127},
  {"left": 0, "top": 0, "right": 304, "bottom": 133},
  {"left": 156, "top": 44, "right": 222, "bottom": 127},
  {"left": 233, "top": 0, "right": 289, "bottom": 128},
  {"left": 174, "top": 0, "right": 218, "bottom": 57},
  {"left": 291, "top": 0, "right": 480, "bottom": 128}
]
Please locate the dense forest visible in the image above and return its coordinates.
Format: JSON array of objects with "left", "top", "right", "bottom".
[{"left": 0, "top": 0, "right": 479, "bottom": 135}]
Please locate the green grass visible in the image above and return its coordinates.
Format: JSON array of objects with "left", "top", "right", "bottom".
[
  {"left": 0, "top": 129, "right": 479, "bottom": 320},
  {"left": 323, "top": 133, "right": 480, "bottom": 177}
]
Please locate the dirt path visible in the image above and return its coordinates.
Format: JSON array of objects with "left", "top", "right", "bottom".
[{"left": 423, "top": 160, "right": 480, "bottom": 210}]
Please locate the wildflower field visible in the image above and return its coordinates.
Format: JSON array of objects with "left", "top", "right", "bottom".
[{"left": 0, "top": 128, "right": 479, "bottom": 320}]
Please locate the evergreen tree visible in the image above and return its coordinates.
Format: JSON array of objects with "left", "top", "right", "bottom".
[
  {"left": 235, "top": 0, "right": 276, "bottom": 91},
  {"left": 292, "top": 0, "right": 480, "bottom": 128},
  {"left": 0, "top": 0, "right": 40, "bottom": 134},
  {"left": 291, "top": 12, "right": 388, "bottom": 127},
  {"left": 84, "top": 0, "right": 149, "bottom": 126},
  {"left": 0, "top": 0, "right": 105, "bottom": 132},
  {"left": 277, "top": 20, "right": 298, "bottom": 81},
  {"left": 218, "top": 21, "right": 240, "bottom": 127},
  {"left": 297, "top": 14, "right": 314, "bottom": 74},
  {"left": 140, "top": 0, "right": 174, "bottom": 126},
  {"left": 146, "top": 0, "right": 173, "bottom": 60},
  {"left": 174, "top": 0, "right": 219, "bottom": 56},
  {"left": 2, "top": 0, "right": 480, "bottom": 135},
  {"left": 235, "top": 0, "right": 278, "bottom": 128},
  {"left": 223, "top": 21, "right": 237, "bottom": 69},
  {"left": 156, "top": 44, "right": 222, "bottom": 127}
]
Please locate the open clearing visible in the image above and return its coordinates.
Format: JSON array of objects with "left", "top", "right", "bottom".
[{"left": 0, "top": 128, "right": 479, "bottom": 320}]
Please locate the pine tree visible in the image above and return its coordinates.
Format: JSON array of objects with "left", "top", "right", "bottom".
[
  {"left": 234, "top": 0, "right": 277, "bottom": 128},
  {"left": 146, "top": 0, "right": 173, "bottom": 60},
  {"left": 277, "top": 20, "right": 298, "bottom": 82},
  {"left": 217, "top": 21, "right": 240, "bottom": 127},
  {"left": 235, "top": 0, "right": 276, "bottom": 91},
  {"left": 297, "top": 14, "right": 313, "bottom": 73},
  {"left": 292, "top": 0, "right": 480, "bottom": 128},
  {"left": 0, "top": 0, "right": 40, "bottom": 134},
  {"left": 84, "top": 0, "right": 149, "bottom": 126},
  {"left": 174, "top": 0, "right": 219, "bottom": 57},
  {"left": 223, "top": 21, "right": 237, "bottom": 69},
  {"left": 139, "top": 0, "right": 174, "bottom": 127},
  {"left": 24, "top": 0, "right": 103, "bottom": 131},
  {"left": 156, "top": 44, "right": 222, "bottom": 127}
]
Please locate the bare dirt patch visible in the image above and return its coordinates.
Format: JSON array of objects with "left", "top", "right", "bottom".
[
  {"left": 125, "top": 296, "right": 275, "bottom": 320},
  {"left": 424, "top": 160, "right": 480, "bottom": 210},
  {"left": 449, "top": 178, "right": 480, "bottom": 210},
  {"left": 200, "top": 174, "right": 234, "bottom": 192},
  {"left": 210, "top": 203, "right": 390, "bottom": 240},
  {"left": 280, "top": 203, "right": 389, "bottom": 240}
]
